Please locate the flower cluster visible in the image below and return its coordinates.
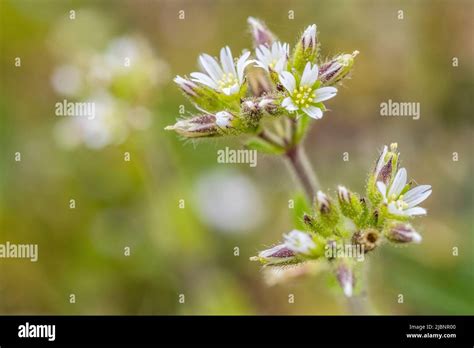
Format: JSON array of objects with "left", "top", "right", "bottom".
[
  {"left": 251, "top": 144, "right": 432, "bottom": 297},
  {"left": 165, "top": 17, "right": 358, "bottom": 139}
]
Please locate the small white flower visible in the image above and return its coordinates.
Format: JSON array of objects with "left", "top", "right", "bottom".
[
  {"left": 190, "top": 46, "right": 253, "bottom": 95},
  {"left": 279, "top": 62, "right": 337, "bottom": 119},
  {"left": 377, "top": 168, "right": 432, "bottom": 217},
  {"left": 283, "top": 230, "right": 316, "bottom": 255},
  {"left": 255, "top": 41, "right": 289, "bottom": 74},
  {"left": 215, "top": 111, "right": 233, "bottom": 128}
]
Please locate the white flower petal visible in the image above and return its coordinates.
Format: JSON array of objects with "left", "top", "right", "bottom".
[
  {"left": 388, "top": 202, "right": 405, "bottom": 216},
  {"left": 220, "top": 46, "right": 237, "bottom": 77},
  {"left": 215, "top": 111, "right": 232, "bottom": 127},
  {"left": 376, "top": 181, "right": 388, "bottom": 200},
  {"left": 281, "top": 97, "right": 298, "bottom": 111},
  {"left": 279, "top": 71, "right": 296, "bottom": 93},
  {"left": 403, "top": 185, "right": 432, "bottom": 203},
  {"left": 300, "top": 62, "right": 319, "bottom": 87},
  {"left": 388, "top": 168, "right": 407, "bottom": 198},
  {"left": 411, "top": 232, "right": 423, "bottom": 243},
  {"left": 199, "top": 54, "right": 223, "bottom": 82},
  {"left": 405, "top": 189, "right": 432, "bottom": 208},
  {"left": 228, "top": 83, "right": 240, "bottom": 95},
  {"left": 375, "top": 146, "right": 389, "bottom": 175},
  {"left": 236, "top": 51, "right": 252, "bottom": 83},
  {"left": 302, "top": 106, "right": 322, "bottom": 119},
  {"left": 404, "top": 207, "right": 427, "bottom": 216},
  {"left": 283, "top": 230, "right": 315, "bottom": 254},
  {"left": 313, "top": 87, "right": 337, "bottom": 102},
  {"left": 190, "top": 72, "right": 218, "bottom": 89},
  {"left": 274, "top": 57, "right": 286, "bottom": 73}
]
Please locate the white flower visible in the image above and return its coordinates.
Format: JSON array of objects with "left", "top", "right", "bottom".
[
  {"left": 255, "top": 42, "right": 289, "bottom": 74},
  {"left": 215, "top": 111, "right": 233, "bottom": 128},
  {"left": 190, "top": 46, "right": 253, "bottom": 95},
  {"left": 283, "top": 230, "right": 316, "bottom": 255},
  {"left": 279, "top": 62, "right": 337, "bottom": 119},
  {"left": 377, "top": 168, "right": 432, "bottom": 216}
]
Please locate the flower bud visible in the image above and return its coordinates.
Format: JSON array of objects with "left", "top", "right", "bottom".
[
  {"left": 316, "top": 190, "right": 331, "bottom": 214},
  {"left": 292, "top": 24, "right": 319, "bottom": 71},
  {"left": 303, "top": 213, "right": 315, "bottom": 229},
  {"left": 250, "top": 244, "right": 297, "bottom": 266},
  {"left": 174, "top": 75, "right": 199, "bottom": 97},
  {"left": 165, "top": 114, "right": 219, "bottom": 138},
  {"left": 165, "top": 111, "right": 235, "bottom": 138},
  {"left": 337, "top": 185, "right": 351, "bottom": 204},
  {"left": 257, "top": 97, "right": 278, "bottom": 115},
  {"left": 335, "top": 262, "right": 354, "bottom": 297},
  {"left": 385, "top": 222, "right": 422, "bottom": 244},
  {"left": 373, "top": 143, "right": 399, "bottom": 185},
  {"left": 174, "top": 75, "right": 226, "bottom": 112},
  {"left": 337, "top": 185, "right": 363, "bottom": 220},
  {"left": 301, "top": 24, "right": 317, "bottom": 54},
  {"left": 247, "top": 17, "right": 276, "bottom": 47},
  {"left": 319, "top": 51, "right": 359, "bottom": 86}
]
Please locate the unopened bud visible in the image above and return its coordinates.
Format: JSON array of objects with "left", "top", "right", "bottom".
[
  {"left": 292, "top": 24, "right": 319, "bottom": 71},
  {"left": 316, "top": 191, "right": 331, "bottom": 214},
  {"left": 165, "top": 114, "right": 218, "bottom": 138},
  {"left": 166, "top": 111, "right": 234, "bottom": 138},
  {"left": 319, "top": 51, "right": 359, "bottom": 86},
  {"left": 301, "top": 24, "right": 317, "bottom": 53},
  {"left": 373, "top": 143, "right": 399, "bottom": 185},
  {"left": 247, "top": 17, "right": 276, "bottom": 47},
  {"left": 385, "top": 223, "right": 422, "bottom": 244},
  {"left": 174, "top": 75, "right": 226, "bottom": 112},
  {"left": 335, "top": 263, "right": 354, "bottom": 297},
  {"left": 303, "top": 213, "right": 315, "bottom": 229},
  {"left": 257, "top": 97, "right": 278, "bottom": 115},
  {"left": 337, "top": 185, "right": 351, "bottom": 204},
  {"left": 250, "top": 244, "right": 296, "bottom": 266},
  {"left": 174, "top": 75, "right": 198, "bottom": 97}
]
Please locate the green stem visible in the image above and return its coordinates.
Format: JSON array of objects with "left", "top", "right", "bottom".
[{"left": 285, "top": 145, "right": 319, "bottom": 202}]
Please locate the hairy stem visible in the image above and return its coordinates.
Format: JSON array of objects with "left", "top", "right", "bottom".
[
  {"left": 285, "top": 145, "right": 320, "bottom": 202},
  {"left": 346, "top": 263, "right": 371, "bottom": 315}
]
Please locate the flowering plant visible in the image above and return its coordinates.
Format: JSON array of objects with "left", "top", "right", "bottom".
[{"left": 165, "top": 18, "right": 431, "bottom": 313}]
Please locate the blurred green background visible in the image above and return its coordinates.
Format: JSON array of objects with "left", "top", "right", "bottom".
[{"left": 0, "top": 0, "right": 473, "bottom": 315}]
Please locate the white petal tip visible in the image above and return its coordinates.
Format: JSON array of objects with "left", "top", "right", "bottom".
[
  {"left": 343, "top": 284, "right": 353, "bottom": 297},
  {"left": 412, "top": 233, "right": 422, "bottom": 244}
]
